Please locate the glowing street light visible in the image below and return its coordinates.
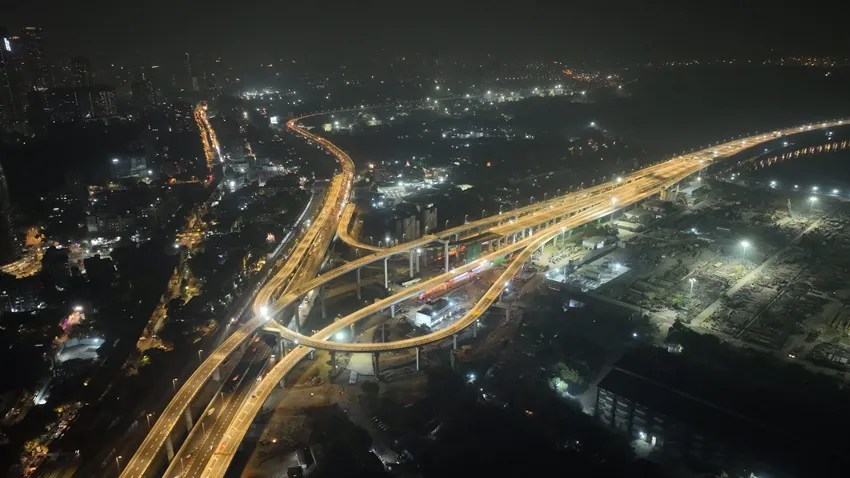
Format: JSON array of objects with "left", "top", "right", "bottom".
[
  {"left": 589, "top": 121, "right": 596, "bottom": 127},
  {"left": 740, "top": 240, "right": 750, "bottom": 263},
  {"left": 769, "top": 180, "right": 777, "bottom": 188}
]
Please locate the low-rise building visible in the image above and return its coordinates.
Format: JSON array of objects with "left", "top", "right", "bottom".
[{"left": 413, "top": 298, "right": 454, "bottom": 328}]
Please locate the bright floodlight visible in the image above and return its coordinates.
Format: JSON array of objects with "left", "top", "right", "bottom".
[
  {"left": 260, "top": 305, "right": 269, "bottom": 317},
  {"left": 334, "top": 331, "right": 345, "bottom": 341},
  {"left": 833, "top": 189, "right": 840, "bottom": 194},
  {"left": 810, "top": 196, "right": 818, "bottom": 202},
  {"left": 769, "top": 180, "right": 777, "bottom": 187},
  {"left": 589, "top": 121, "right": 596, "bottom": 127},
  {"left": 615, "top": 176, "right": 622, "bottom": 183},
  {"left": 812, "top": 186, "right": 819, "bottom": 192},
  {"left": 73, "top": 305, "right": 84, "bottom": 312},
  {"left": 740, "top": 240, "right": 750, "bottom": 248}
]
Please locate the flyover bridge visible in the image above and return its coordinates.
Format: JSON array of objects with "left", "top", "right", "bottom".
[{"left": 120, "top": 108, "right": 847, "bottom": 478}]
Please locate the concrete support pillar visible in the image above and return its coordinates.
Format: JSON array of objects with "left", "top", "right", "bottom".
[
  {"left": 212, "top": 367, "right": 221, "bottom": 382},
  {"left": 184, "top": 408, "right": 193, "bottom": 431},
  {"left": 279, "top": 378, "right": 286, "bottom": 389},
  {"left": 355, "top": 268, "right": 361, "bottom": 300},
  {"left": 443, "top": 242, "right": 450, "bottom": 273},
  {"left": 350, "top": 323, "right": 355, "bottom": 338},
  {"left": 276, "top": 336, "right": 283, "bottom": 355},
  {"left": 453, "top": 334, "right": 458, "bottom": 350},
  {"left": 506, "top": 307, "right": 511, "bottom": 321},
  {"left": 473, "top": 321, "right": 478, "bottom": 338},
  {"left": 383, "top": 258, "right": 389, "bottom": 290},
  {"left": 320, "top": 286, "right": 327, "bottom": 319},
  {"left": 416, "top": 251, "right": 421, "bottom": 274},
  {"left": 409, "top": 250, "right": 415, "bottom": 278},
  {"left": 415, "top": 347, "right": 420, "bottom": 371},
  {"left": 390, "top": 303, "right": 396, "bottom": 318},
  {"left": 165, "top": 436, "right": 175, "bottom": 462},
  {"left": 293, "top": 313, "right": 300, "bottom": 334},
  {"left": 450, "top": 349, "right": 456, "bottom": 370},
  {"left": 381, "top": 322, "right": 386, "bottom": 342},
  {"left": 372, "top": 352, "right": 380, "bottom": 377}
]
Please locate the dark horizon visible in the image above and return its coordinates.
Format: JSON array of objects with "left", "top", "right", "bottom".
[{"left": 3, "top": 1, "right": 849, "bottom": 69}]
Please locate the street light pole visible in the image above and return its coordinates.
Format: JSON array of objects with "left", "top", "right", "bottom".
[
  {"left": 740, "top": 240, "right": 750, "bottom": 263},
  {"left": 688, "top": 278, "right": 696, "bottom": 296},
  {"left": 115, "top": 456, "right": 123, "bottom": 472}
]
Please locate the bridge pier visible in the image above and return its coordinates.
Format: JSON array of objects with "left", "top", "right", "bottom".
[
  {"left": 165, "top": 436, "right": 175, "bottom": 462},
  {"left": 383, "top": 258, "right": 389, "bottom": 290},
  {"left": 473, "top": 320, "right": 478, "bottom": 338},
  {"left": 442, "top": 241, "right": 450, "bottom": 273},
  {"left": 320, "top": 286, "right": 327, "bottom": 319},
  {"left": 355, "top": 268, "right": 361, "bottom": 300},
  {"left": 453, "top": 334, "right": 458, "bottom": 350},
  {"left": 390, "top": 303, "right": 396, "bottom": 318},
  {"left": 292, "top": 313, "right": 301, "bottom": 334},
  {"left": 416, "top": 249, "right": 421, "bottom": 274},
  {"left": 506, "top": 306, "right": 511, "bottom": 321},
  {"left": 381, "top": 321, "right": 386, "bottom": 342},
  {"left": 450, "top": 349, "right": 456, "bottom": 370},
  {"left": 415, "top": 347, "right": 420, "bottom": 371},
  {"left": 213, "top": 366, "right": 221, "bottom": 382},
  {"left": 184, "top": 408, "right": 193, "bottom": 432},
  {"left": 372, "top": 352, "right": 380, "bottom": 377},
  {"left": 409, "top": 250, "right": 415, "bottom": 278},
  {"left": 350, "top": 323, "right": 355, "bottom": 338}
]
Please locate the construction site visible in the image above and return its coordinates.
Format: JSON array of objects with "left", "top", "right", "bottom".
[{"left": 543, "top": 175, "right": 850, "bottom": 378}]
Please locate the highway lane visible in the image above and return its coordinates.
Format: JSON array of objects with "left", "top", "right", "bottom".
[
  {"left": 119, "top": 113, "right": 354, "bottom": 477},
  {"left": 260, "top": 167, "right": 695, "bottom": 353},
  {"left": 197, "top": 117, "right": 850, "bottom": 476},
  {"left": 164, "top": 342, "right": 271, "bottom": 478},
  {"left": 160, "top": 118, "right": 354, "bottom": 477},
  {"left": 198, "top": 202, "right": 621, "bottom": 477},
  {"left": 132, "top": 115, "right": 848, "bottom": 476}
]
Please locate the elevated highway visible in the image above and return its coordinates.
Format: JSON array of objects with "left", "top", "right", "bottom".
[{"left": 122, "top": 106, "right": 847, "bottom": 478}]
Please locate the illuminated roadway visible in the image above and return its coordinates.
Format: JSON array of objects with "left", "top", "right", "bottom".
[
  {"left": 119, "top": 113, "right": 354, "bottom": 478},
  {"left": 122, "top": 108, "right": 846, "bottom": 478},
  {"left": 192, "top": 118, "right": 850, "bottom": 476}
]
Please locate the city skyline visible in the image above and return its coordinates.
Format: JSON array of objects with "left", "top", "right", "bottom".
[
  {"left": 3, "top": 4, "right": 850, "bottom": 477},
  {"left": 3, "top": 1, "right": 850, "bottom": 67}
]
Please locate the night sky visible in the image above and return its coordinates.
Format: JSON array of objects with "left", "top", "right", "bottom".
[{"left": 2, "top": 0, "right": 848, "bottom": 67}]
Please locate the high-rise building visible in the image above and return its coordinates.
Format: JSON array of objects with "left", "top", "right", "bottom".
[
  {"left": 0, "top": 26, "right": 25, "bottom": 130},
  {"left": 70, "top": 56, "right": 92, "bottom": 88},
  {"left": 91, "top": 86, "right": 116, "bottom": 117},
  {"left": 18, "top": 26, "right": 49, "bottom": 90},
  {"left": 131, "top": 69, "right": 156, "bottom": 111},
  {"left": 0, "top": 161, "right": 18, "bottom": 264}
]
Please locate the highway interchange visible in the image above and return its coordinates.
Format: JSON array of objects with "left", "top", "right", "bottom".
[{"left": 121, "top": 111, "right": 848, "bottom": 477}]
